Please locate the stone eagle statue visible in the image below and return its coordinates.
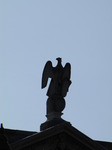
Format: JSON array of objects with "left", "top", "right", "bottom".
[
  {"left": 41, "top": 58, "right": 72, "bottom": 124},
  {"left": 42, "top": 57, "right": 71, "bottom": 98}
]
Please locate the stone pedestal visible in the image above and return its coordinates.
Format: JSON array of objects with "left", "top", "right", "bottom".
[{"left": 40, "top": 118, "right": 71, "bottom": 131}]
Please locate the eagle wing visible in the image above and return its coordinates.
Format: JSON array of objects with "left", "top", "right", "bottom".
[
  {"left": 63, "top": 63, "right": 71, "bottom": 79},
  {"left": 42, "top": 61, "right": 53, "bottom": 88},
  {"left": 62, "top": 63, "right": 71, "bottom": 97}
]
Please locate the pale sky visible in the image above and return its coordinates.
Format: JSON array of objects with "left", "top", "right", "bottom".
[{"left": 0, "top": 0, "right": 112, "bottom": 142}]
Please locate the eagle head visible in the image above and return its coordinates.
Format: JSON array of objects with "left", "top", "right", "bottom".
[{"left": 56, "top": 57, "right": 62, "bottom": 63}]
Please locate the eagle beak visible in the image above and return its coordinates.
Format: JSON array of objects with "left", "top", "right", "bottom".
[{"left": 56, "top": 57, "right": 61, "bottom": 61}]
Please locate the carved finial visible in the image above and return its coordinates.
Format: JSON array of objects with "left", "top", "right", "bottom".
[
  {"left": 1, "top": 123, "right": 3, "bottom": 128},
  {"left": 0, "top": 123, "right": 4, "bottom": 134},
  {"left": 0, "top": 123, "right": 11, "bottom": 150},
  {"left": 40, "top": 58, "right": 72, "bottom": 130}
]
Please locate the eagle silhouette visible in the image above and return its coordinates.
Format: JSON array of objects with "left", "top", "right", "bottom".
[{"left": 42, "top": 58, "right": 71, "bottom": 98}]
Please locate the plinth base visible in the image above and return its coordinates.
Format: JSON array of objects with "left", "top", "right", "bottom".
[{"left": 40, "top": 118, "right": 71, "bottom": 131}]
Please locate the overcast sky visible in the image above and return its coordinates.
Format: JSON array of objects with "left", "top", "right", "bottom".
[{"left": 0, "top": 0, "right": 112, "bottom": 142}]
